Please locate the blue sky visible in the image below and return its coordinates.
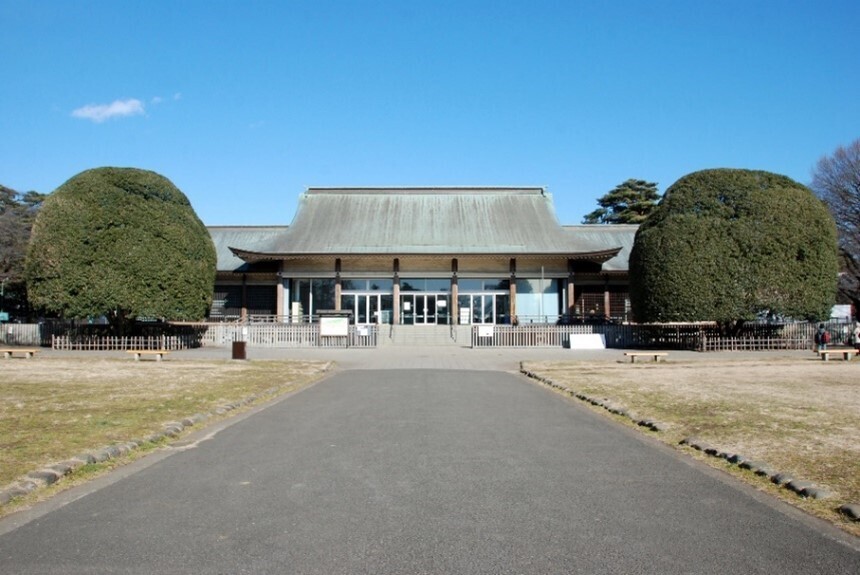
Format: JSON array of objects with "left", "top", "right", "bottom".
[{"left": 2, "top": 0, "right": 858, "bottom": 226}]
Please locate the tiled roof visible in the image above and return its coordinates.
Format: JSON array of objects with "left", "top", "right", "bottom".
[
  {"left": 231, "top": 188, "right": 625, "bottom": 261},
  {"left": 208, "top": 226, "right": 288, "bottom": 272},
  {"left": 561, "top": 224, "right": 638, "bottom": 271}
]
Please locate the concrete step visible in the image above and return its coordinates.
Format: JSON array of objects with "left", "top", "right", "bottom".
[{"left": 381, "top": 325, "right": 467, "bottom": 346}]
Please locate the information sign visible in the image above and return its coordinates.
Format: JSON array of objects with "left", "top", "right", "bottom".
[{"left": 320, "top": 316, "right": 349, "bottom": 337}]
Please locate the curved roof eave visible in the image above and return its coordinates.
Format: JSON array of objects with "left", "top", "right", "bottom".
[{"left": 229, "top": 247, "right": 623, "bottom": 264}]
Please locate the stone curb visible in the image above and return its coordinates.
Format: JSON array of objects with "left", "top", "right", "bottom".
[
  {"left": 519, "top": 363, "right": 860, "bottom": 523},
  {"left": 0, "top": 380, "right": 304, "bottom": 509},
  {"left": 520, "top": 364, "right": 673, "bottom": 434},
  {"left": 676, "top": 436, "right": 859, "bottom": 515}
]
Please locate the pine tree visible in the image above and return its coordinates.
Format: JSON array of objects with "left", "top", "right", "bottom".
[{"left": 582, "top": 179, "right": 661, "bottom": 224}]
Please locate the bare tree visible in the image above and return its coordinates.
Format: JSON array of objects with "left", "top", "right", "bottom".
[{"left": 811, "top": 138, "right": 860, "bottom": 317}]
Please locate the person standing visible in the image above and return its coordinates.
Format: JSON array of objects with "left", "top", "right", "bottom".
[{"left": 814, "top": 323, "right": 831, "bottom": 351}]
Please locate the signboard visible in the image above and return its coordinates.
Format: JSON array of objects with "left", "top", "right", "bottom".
[
  {"left": 460, "top": 308, "right": 471, "bottom": 325},
  {"left": 0, "top": 312, "right": 8, "bottom": 322},
  {"left": 478, "top": 325, "right": 494, "bottom": 338},
  {"left": 568, "top": 334, "right": 606, "bottom": 350},
  {"left": 320, "top": 316, "right": 349, "bottom": 337}
]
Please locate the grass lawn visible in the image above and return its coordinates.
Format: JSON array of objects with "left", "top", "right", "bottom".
[
  {"left": 0, "top": 357, "right": 330, "bottom": 514},
  {"left": 523, "top": 356, "right": 860, "bottom": 537}
]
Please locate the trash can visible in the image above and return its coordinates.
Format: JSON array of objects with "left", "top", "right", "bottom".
[{"left": 231, "top": 341, "right": 247, "bottom": 360}]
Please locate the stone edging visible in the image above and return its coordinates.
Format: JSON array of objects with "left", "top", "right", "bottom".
[
  {"left": 0, "top": 363, "right": 332, "bottom": 509},
  {"left": 519, "top": 363, "right": 860, "bottom": 523}
]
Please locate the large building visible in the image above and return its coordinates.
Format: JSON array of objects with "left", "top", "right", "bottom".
[{"left": 208, "top": 187, "right": 637, "bottom": 325}]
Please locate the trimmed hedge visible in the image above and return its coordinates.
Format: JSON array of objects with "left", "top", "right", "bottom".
[
  {"left": 25, "top": 167, "right": 216, "bottom": 323},
  {"left": 630, "top": 169, "right": 838, "bottom": 324}
]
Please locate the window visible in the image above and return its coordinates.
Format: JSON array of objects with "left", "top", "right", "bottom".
[{"left": 292, "top": 279, "right": 336, "bottom": 318}]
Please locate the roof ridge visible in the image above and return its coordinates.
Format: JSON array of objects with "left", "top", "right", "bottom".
[
  {"left": 305, "top": 186, "right": 546, "bottom": 194},
  {"left": 207, "top": 225, "right": 289, "bottom": 229}
]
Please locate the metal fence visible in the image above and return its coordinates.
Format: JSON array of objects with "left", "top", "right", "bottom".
[
  {"left": 471, "top": 320, "right": 855, "bottom": 351},
  {"left": 2, "top": 319, "right": 853, "bottom": 352},
  {"left": 51, "top": 334, "right": 197, "bottom": 351},
  {"left": 2, "top": 322, "right": 378, "bottom": 350},
  {"left": 192, "top": 322, "right": 378, "bottom": 348},
  {"left": 471, "top": 323, "right": 705, "bottom": 349},
  {"left": 0, "top": 323, "right": 42, "bottom": 346}
]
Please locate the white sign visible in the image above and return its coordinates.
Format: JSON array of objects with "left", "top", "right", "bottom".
[
  {"left": 568, "top": 334, "right": 606, "bottom": 349},
  {"left": 478, "top": 325, "right": 494, "bottom": 338},
  {"left": 320, "top": 317, "right": 349, "bottom": 337}
]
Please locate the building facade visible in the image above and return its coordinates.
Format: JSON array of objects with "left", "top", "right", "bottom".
[{"left": 209, "top": 187, "right": 637, "bottom": 325}]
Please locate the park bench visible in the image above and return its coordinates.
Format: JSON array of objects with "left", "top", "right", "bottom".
[
  {"left": 1, "top": 348, "right": 39, "bottom": 359},
  {"left": 126, "top": 350, "right": 170, "bottom": 362},
  {"left": 815, "top": 348, "right": 859, "bottom": 362},
  {"left": 624, "top": 352, "right": 668, "bottom": 363}
]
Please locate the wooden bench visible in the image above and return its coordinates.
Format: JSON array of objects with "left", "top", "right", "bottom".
[
  {"left": 1, "top": 348, "right": 39, "bottom": 359},
  {"left": 624, "top": 352, "right": 668, "bottom": 363},
  {"left": 816, "top": 348, "right": 859, "bottom": 361},
  {"left": 126, "top": 350, "right": 170, "bottom": 362}
]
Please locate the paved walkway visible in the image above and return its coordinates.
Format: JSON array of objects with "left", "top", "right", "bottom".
[{"left": 1, "top": 367, "right": 858, "bottom": 573}]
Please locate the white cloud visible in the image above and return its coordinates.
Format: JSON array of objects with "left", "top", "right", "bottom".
[
  {"left": 71, "top": 98, "right": 145, "bottom": 123},
  {"left": 151, "top": 96, "right": 164, "bottom": 105}
]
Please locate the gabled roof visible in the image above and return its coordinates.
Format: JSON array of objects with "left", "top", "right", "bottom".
[
  {"left": 230, "top": 187, "right": 623, "bottom": 262},
  {"left": 561, "top": 224, "right": 638, "bottom": 272},
  {"left": 208, "top": 226, "right": 289, "bottom": 272}
]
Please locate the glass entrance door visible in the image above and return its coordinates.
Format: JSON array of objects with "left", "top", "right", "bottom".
[
  {"left": 356, "top": 294, "right": 379, "bottom": 324},
  {"left": 422, "top": 295, "right": 436, "bottom": 324},
  {"left": 400, "top": 294, "right": 448, "bottom": 325},
  {"left": 350, "top": 293, "right": 392, "bottom": 324},
  {"left": 341, "top": 287, "right": 393, "bottom": 325},
  {"left": 457, "top": 294, "right": 497, "bottom": 324}
]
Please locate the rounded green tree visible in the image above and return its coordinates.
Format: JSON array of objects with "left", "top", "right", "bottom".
[
  {"left": 629, "top": 169, "right": 838, "bottom": 330},
  {"left": 25, "top": 167, "right": 216, "bottom": 328}
]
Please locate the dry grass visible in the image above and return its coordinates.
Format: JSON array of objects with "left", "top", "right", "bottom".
[
  {"left": 523, "top": 356, "right": 860, "bottom": 536},
  {"left": 0, "top": 358, "right": 330, "bottom": 491}
]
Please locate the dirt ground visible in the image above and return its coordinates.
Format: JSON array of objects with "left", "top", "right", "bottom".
[{"left": 0, "top": 358, "right": 330, "bottom": 491}]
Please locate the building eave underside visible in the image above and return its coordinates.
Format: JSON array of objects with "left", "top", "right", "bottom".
[{"left": 229, "top": 247, "right": 623, "bottom": 264}]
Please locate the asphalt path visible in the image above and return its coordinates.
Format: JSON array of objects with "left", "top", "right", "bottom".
[{"left": 1, "top": 368, "right": 859, "bottom": 574}]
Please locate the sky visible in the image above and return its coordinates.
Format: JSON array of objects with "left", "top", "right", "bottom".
[{"left": 1, "top": 0, "right": 858, "bottom": 226}]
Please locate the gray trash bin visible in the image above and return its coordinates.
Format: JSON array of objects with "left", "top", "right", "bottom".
[{"left": 231, "top": 341, "right": 247, "bottom": 360}]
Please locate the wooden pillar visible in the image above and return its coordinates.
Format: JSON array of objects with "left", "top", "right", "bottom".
[
  {"left": 275, "top": 264, "right": 285, "bottom": 319},
  {"left": 392, "top": 258, "right": 401, "bottom": 325},
  {"left": 567, "top": 259, "right": 576, "bottom": 316},
  {"left": 451, "top": 258, "right": 459, "bottom": 325},
  {"left": 241, "top": 274, "right": 248, "bottom": 320},
  {"left": 603, "top": 276, "right": 611, "bottom": 320},
  {"left": 334, "top": 258, "right": 342, "bottom": 310},
  {"left": 509, "top": 258, "right": 517, "bottom": 323}
]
